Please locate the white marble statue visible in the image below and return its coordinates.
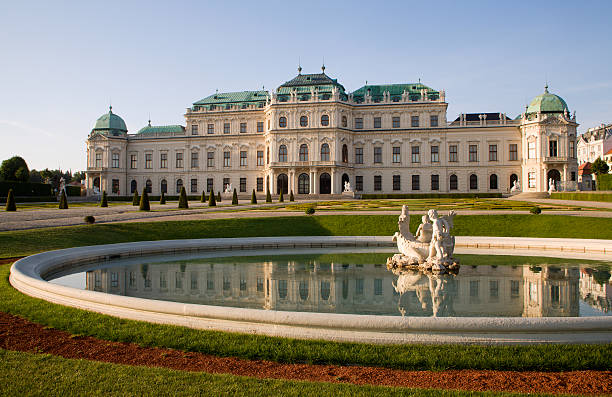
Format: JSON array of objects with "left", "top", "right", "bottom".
[
  {"left": 224, "top": 183, "right": 232, "bottom": 194},
  {"left": 343, "top": 181, "right": 352, "bottom": 192},
  {"left": 548, "top": 178, "right": 556, "bottom": 194},
  {"left": 510, "top": 179, "right": 520, "bottom": 193}
]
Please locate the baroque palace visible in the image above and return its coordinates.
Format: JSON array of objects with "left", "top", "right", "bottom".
[{"left": 86, "top": 67, "right": 579, "bottom": 196}]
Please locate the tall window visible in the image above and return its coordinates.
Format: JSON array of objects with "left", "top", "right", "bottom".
[
  {"left": 223, "top": 122, "right": 230, "bottom": 134},
  {"left": 145, "top": 153, "right": 152, "bottom": 169},
  {"left": 450, "top": 174, "right": 458, "bottom": 190},
  {"left": 190, "top": 178, "right": 197, "bottom": 193},
  {"left": 489, "top": 144, "right": 498, "bottom": 161},
  {"left": 278, "top": 145, "right": 287, "bottom": 162},
  {"left": 207, "top": 124, "right": 214, "bottom": 134},
  {"left": 298, "top": 173, "right": 309, "bottom": 194},
  {"left": 223, "top": 178, "right": 229, "bottom": 192},
  {"left": 320, "top": 143, "right": 330, "bottom": 161},
  {"left": 191, "top": 124, "right": 198, "bottom": 135},
  {"left": 130, "top": 154, "right": 137, "bottom": 169},
  {"left": 411, "top": 146, "right": 420, "bottom": 163},
  {"left": 374, "top": 175, "right": 382, "bottom": 191},
  {"left": 257, "top": 121, "right": 263, "bottom": 132},
  {"left": 469, "top": 145, "right": 478, "bottom": 162},
  {"left": 431, "top": 174, "right": 439, "bottom": 190},
  {"left": 131, "top": 180, "right": 137, "bottom": 193},
  {"left": 411, "top": 115, "right": 419, "bottom": 127},
  {"left": 342, "top": 144, "right": 348, "bottom": 163},
  {"left": 112, "top": 179, "right": 119, "bottom": 194},
  {"left": 207, "top": 152, "right": 214, "bottom": 167},
  {"left": 240, "top": 177, "right": 246, "bottom": 192},
  {"left": 190, "top": 152, "right": 198, "bottom": 168},
  {"left": 355, "top": 147, "right": 363, "bottom": 164},
  {"left": 489, "top": 174, "right": 498, "bottom": 189},
  {"left": 374, "top": 147, "right": 382, "bottom": 163},
  {"left": 549, "top": 140, "right": 558, "bottom": 157},
  {"left": 431, "top": 146, "right": 439, "bottom": 162},
  {"left": 412, "top": 175, "right": 420, "bottom": 190},
  {"left": 392, "top": 147, "right": 401, "bottom": 163},
  {"left": 528, "top": 172, "right": 536, "bottom": 188},
  {"left": 355, "top": 118, "right": 363, "bottom": 129},
  {"left": 299, "top": 116, "right": 308, "bottom": 127},
  {"left": 160, "top": 179, "right": 167, "bottom": 194},
  {"left": 392, "top": 117, "right": 400, "bottom": 128},
  {"left": 392, "top": 175, "right": 401, "bottom": 191},
  {"left": 469, "top": 174, "right": 478, "bottom": 190},
  {"left": 321, "top": 114, "right": 329, "bottom": 126},
  {"left": 256, "top": 177, "right": 263, "bottom": 192},
  {"left": 257, "top": 150, "right": 264, "bottom": 166},
  {"left": 374, "top": 117, "right": 381, "bottom": 128},
  {"left": 528, "top": 141, "right": 536, "bottom": 159},
  {"left": 509, "top": 144, "right": 518, "bottom": 161},
  {"left": 176, "top": 179, "right": 183, "bottom": 194},
  {"left": 342, "top": 116, "right": 347, "bottom": 127},
  {"left": 355, "top": 176, "right": 363, "bottom": 191},
  {"left": 569, "top": 141, "right": 575, "bottom": 158},
  {"left": 299, "top": 144, "right": 308, "bottom": 161},
  {"left": 175, "top": 152, "right": 183, "bottom": 168},
  {"left": 95, "top": 152, "right": 102, "bottom": 167},
  {"left": 160, "top": 153, "right": 167, "bottom": 168},
  {"left": 207, "top": 178, "right": 213, "bottom": 192},
  {"left": 223, "top": 151, "right": 230, "bottom": 167},
  {"left": 449, "top": 145, "right": 458, "bottom": 162},
  {"left": 240, "top": 151, "right": 247, "bottom": 166},
  {"left": 240, "top": 122, "right": 247, "bottom": 133},
  {"left": 111, "top": 153, "right": 119, "bottom": 168},
  {"left": 279, "top": 117, "right": 287, "bottom": 128},
  {"left": 430, "top": 115, "right": 439, "bottom": 127}
]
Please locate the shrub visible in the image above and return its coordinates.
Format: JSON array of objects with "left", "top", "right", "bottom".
[
  {"left": 83, "top": 215, "right": 95, "bottom": 224},
  {"left": 132, "top": 190, "right": 140, "bottom": 206},
  {"left": 251, "top": 189, "right": 257, "bottom": 204},
  {"left": 232, "top": 188, "right": 238, "bottom": 205},
  {"left": 592, "top": 157, "right": 609, "bottom": 176},
  {"left": 289, "top": 190, "right": 294, "bottom": 202},
  {"left": 279, "top": 190, "right": 284, "bottom": 203},
  {"left": 208, "top": 190, "right": 216, "bottom": 207},
  {"left": 139, "top": 188, "right": 150, "bottom": 211},
  {"left": 305, "top": 206, "right": 316, "bottom": 215},
  {"left": 58, "top": 190, "right": 68, "bottom": 209},
  {"left": 0, "top": 156, "right": 29, "bottom": 182},
  {"left": 596, "top": 174, "right": 612, "bottom": 191},
  {"left": 360, "top": 193, "right": 503, "bottom": 199},
  {"left": 159, "top": 192, "right": 166, "bottom": 205},
  {"left": 178, "top": 187, "right": 189, "bottom": 209},
  {"left": 100, "top": 191, "right": 108, "bottom": 207},
  {"left": 0, "top": 181, "right": 52, "bottom": 197},
  {"left": 200, "top": 190, "right": 206, "bottom": 203},
  {"left": 217, "top": 191, "right": 221, "bottom": 203},
  {"left": 266, "top": 188, "right": 272, "bottom": 203},
  {"left": 65, "top": 185, "right": 81, "bottom": 197},
  {"left": 5, "top": 189, "right": 16, "bottom": 211},
  {"left": 530, "top": 206, "right": 541, "bottom": 215}
]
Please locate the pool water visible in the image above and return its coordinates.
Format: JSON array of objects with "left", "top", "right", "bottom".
[{"left": 48, "top": 251, "right": 612, "bottom": 318}]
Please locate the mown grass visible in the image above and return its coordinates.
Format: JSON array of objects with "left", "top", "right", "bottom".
[
  {"left": 1, "top": 264, "right": 610, "bottom": 372},
  {"left": 0, "top": 350, "right": 563, "bottom": 397},
  {"left": 2, "top": 214, "right": 612, "bottom": 258}
]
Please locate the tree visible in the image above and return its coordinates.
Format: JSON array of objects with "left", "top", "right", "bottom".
[
  {"left": 100, "top": 191, "right": 108, "bottom": 207},
  {"left": 592, "top": 157, "right": 609, "bottom": 175},
  {"left": 201, "top": 190, "right": 206, "bottom": 203},
  {"left": 178, "top": 186, "right": 189, "bottom": 209},
  {"left": 160, "top": 191, "right": 166, "bottom": 205},
  {"left": 279, "top": 190, "right": 284, "bottom": 203},
  {"left": 266, "top": 187, "right": 272, "bottom": 203},
  {"left": 132, "top": 190, "right": 140, "bottom": 206},
  {"left": 5, "top": 189, "right": 16, "bottom": 211},
  {"left": 28, "top": 169, "right": 43, "bottom": 183},
  {"left": 72, "top": 171, "right": 86, "bottom": 183},
  {"left": 251, "top": 189, "right": 257, "bottom": 204},
  {"left": 232, "top": 188, "right": 238, "bottom": 205},
  {"left": 58, "top": 189, "right": 68, "bottom": 209},
  {"left": 139, "top": 188, "right": 150, "bottom": 211},
  {"left": 208, "top": 189, "right": 216, "bottom": 206},
  {"left": 289, "top": 190, "right": 294, "bottom": 202},
  {"left": 0, "top": 156, "right": 29, "bottom": 182}
]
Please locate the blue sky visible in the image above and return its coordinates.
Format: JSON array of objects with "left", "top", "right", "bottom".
[{"left": 1, "top": 0, "right": 611, "bottom": 171}]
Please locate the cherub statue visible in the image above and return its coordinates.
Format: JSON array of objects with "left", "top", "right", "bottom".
[{"left": 415, "top": 214, "right": 432, "bottom": 243}]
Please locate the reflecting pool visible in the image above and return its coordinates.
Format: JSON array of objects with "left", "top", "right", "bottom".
[{"left": 48, "top": 250, "right": 612, "bottom": 318}]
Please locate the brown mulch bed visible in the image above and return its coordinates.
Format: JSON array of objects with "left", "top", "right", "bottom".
[{"left": 0, "top": 312, "right": 610, "bottom": 395}]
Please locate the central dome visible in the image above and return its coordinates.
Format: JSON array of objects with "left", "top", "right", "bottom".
[
  {"left": 93, "top": 106, "right": 128, "bottom": 133},
  {"left": 526, "top": 86, "right": 569, "bottom": 114}
]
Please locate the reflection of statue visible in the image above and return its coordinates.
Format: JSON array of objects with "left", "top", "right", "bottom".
[
  {"left": 224, "top": 183, "right": 232, "bottom": 194},
  {"left": 343, "top": 181, "right": 352, "bottom": 192},
  {"left": 392, "top": 267, "right": 456, "bottom": 317},
  {"left": 510, "top": 179, "right": 520, "bottom": 193}
]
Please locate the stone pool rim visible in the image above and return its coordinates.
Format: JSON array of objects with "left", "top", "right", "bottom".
[{"left": 10, "top": 236, "right": 612, "bottom": 345}]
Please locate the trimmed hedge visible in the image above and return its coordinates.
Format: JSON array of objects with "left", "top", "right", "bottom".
[
  {"left": 0, "top": 196, "right": 56, "bottom": 203},
  {"left": 106, "top": 195, "right": 202, "bottom": 202},
  {"left": 550, "top": 192, "right": 612, "bottom": 202},
  {"left": 361, "top": 193, "right": 503, "bottom": 199},
  {"left": 596, "top": 174, "right": 612, "bottom": 191},
  {"left": 65, "top": 185, "right": 81, "bottom": 196},
  {"left": 0, "top": 181, "right": 52, "bottom": 196}
]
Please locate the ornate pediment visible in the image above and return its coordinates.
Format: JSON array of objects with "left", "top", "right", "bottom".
[{"left": 541, "top": 115, "right": 568, "bottom": 125}]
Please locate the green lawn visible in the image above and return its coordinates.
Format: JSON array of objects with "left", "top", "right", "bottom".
[{"left": 0, "top": 350, "right": 560, "bottom": 397}]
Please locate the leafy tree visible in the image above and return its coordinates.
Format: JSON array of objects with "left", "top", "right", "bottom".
[
  {"left": 232, "top": 188, "right": 238, "bottom": 205},
  {"left": 178, "top": 186, "right": 189, "bottom": 209},
  {"left": 139, "top": 188, "right": 150, "bottom": 211},
  {"left": 0, "top": 156, "right": 29, "bottom": 182},
  {"left": 160, "top": 191, "right": 166, "bottom": 205},
  {"left": 58, "top": 189, "right": 68, "bottom": 209},
  {"left": 289, "top": 190, "right": 294, "bottom": 202},
  {"left": 100, "top": 191, "right": 108, "bottom": 207},
  {"left": 592, "top": 157, "right": 609, "bottom": 175},
  {"left": 208, "top": 189, "right": 216, "bottom": 207},
  {"left": 72, "top": 171, "right": 86, "bottom": 183},
  {"left": 132, "top": 190, "right": 140, "bottom": 206},
  {"left": 28, "top": 169, "right": 43, "bottom": 183},
  {"left": 250, "top": 189, "right": 257, "bottom": 204},
  {"left": 279, "top": 190, "right": 284, "bottom": 203},
  {"left": 266, "top": 187, "right": 272, "bottom": 203},
  {"left": 5, "top": 189, "right": 16, "bottom": 211}
]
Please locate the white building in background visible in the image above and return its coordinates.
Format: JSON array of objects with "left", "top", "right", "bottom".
[
  {"left": 577, "top": 122, "right": 612, "bottom": 166},
  {"left": 86, "top": 68, "right": 578, "bottom": 196}
]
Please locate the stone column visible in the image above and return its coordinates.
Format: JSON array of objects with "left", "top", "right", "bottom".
[
  {"left": 330, "top": 171, "right": 336, "bottom": 194},
  {"left": 313, "top": 170, "right": 319, "bottom": 194},
  {"left": 271, "top": 171, "right": 276, "bottom": 194}
]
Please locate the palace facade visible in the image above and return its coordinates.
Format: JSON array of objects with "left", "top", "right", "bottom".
[{"left": 86, "top": 68, "right": 579, "bottom": 196}]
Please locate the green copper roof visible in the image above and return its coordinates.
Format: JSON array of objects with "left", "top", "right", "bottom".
[
  {"left": 137, "top": 124, "right": 185, "bottom": 135},
  {"left": 278, "top": 72, "right": 346, "bottom": 91},
  {"left": 193, "top": 90, "right": 269, "bottom": 106},
  {"left": 526, "top": 86, "right": 569, "bottom": 114},
  {"left": 352, "top": 83, "right": 439, "bottom": 102},
  {"left": 93, "top": 107, "right": 127, "bottom": 133}
]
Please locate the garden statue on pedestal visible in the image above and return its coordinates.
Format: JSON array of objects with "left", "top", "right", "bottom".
[
  {"left": 548, "top": 178, "right": 556, "bottom": 195},
  {"left": 343, "top": 181, "right": 352, "bottom": 192},
  {"left": 224, "top": 183, "right": 233, "bottom": 194},
  {"left": 387, "top": 205, "right": 459, "bottom": 272},
  {"left": 510, "top": 179, "right": 520, "bottom": 194}
]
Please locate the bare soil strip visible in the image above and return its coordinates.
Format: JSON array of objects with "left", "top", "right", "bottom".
[{"left": 0, "top": 312, "right": 610, "bottom": 395}]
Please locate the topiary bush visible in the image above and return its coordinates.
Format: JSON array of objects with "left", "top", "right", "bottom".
[
  {"left": 100, "top": 191, "right": 108, "bottom": 207},
  {"left": 84, "top": 215, "right": 95, "bottom": 224},
  {"left": 305, "top": 206, "right": 316, "bottom": 215},
  {"left": 201, "top": 190, "right": 206, "bottom": 203},
  {"left": 58, "top": 190, "right": 68, "bottom": 209},
  {"left": 232, "top": 188, "right": 238, "bottom": 205},
  {"left": 5, "top": 189, "right": 16, "bottom": 211},
  {"left": 289, "top": 190, "right": 294, "bottom": 202},
  {"left": 178, "top": 186, "right": 188, "bottom": 209},
  {"left": 208, "top": 190, "right": 216, "bottom": 207},
  {"left": 139, "top": 188, "right": 150, "bottom": 211},
  {"left": 132, "top": 190, "right": 140, "bottom": 206},
  {"left": 266, "top": 188, "right": 272, "bottom": 203},
  {"left": 279, "top": 190, "right": 284, "bottom": 203},
  {"left": 530, "top": 206, "right": 541, "bottom": 215},
  {"left": 160, "top": 191, "right": 166, "bottom": 205},
  {"left": 217, "top": 191, "right": 221, "bottom": 203},
  {"left": 251, "top": 189, "right": 257, "bottom": 204}
]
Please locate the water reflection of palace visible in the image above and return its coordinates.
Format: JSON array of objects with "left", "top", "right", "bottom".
[{"left": 84, "top": 260, "right": 608, "bottom": 317}]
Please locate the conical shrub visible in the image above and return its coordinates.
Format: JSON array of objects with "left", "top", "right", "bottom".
[
  {"left": 139, "top": 188, "right": 150, "bottom": 211},
  {"left": 217, "top": 191, "right": 221, "bottom": 203},
  {"left": 58, "top": 190, "right": 68, "bottom": 209},
  {"left": 5, "top": 189, "right": 16, "bottom": 211},
  {"left": 132, "top": 190, "right": 139, "bottom": 206},
  {"left": 100, "top": 191, "right": 108, "bottom": 207},
  {"left": 279, "top": 190, "right": 284, "bottom": 203},
  {"left": 266, "top": 187, "right": 272, "bottom": 203},
  {"left": 250, "top": 189, "right": 257, "bottom": 204},
  {"left": 208, "top": 189, "right": 216, "bottom": 207},
  {"left": 178, "top": 186, "right": 188, "bottom": 209},
  {"left": 160, "top": 191, "right": 166, "bottom": 205},
  {"left": 201, "top": 190, "right": 206, "bottom": 203},
  {"left": 289, "top": 190, "right": 294, "bottom": 202},
  {"left": 232, "top": 188, "right": 238, "bottom": 205}
]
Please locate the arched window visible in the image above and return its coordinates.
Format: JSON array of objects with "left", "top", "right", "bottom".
[
  {"left": 320, "top": 143, "right": 330, "bottom": 161},
  {"left": 298, "top": 173, "right": 309, "bottom": 194},
  {"left": 321, "top": 114, "right": 329, "bottom": 126},
  {"left": 145, "top": 179, "right": 152, "bottom": 194},
  {"left": 130, "top": 180, "right": 137, "bottom": 193},
  {"left": 277, "top": 173, "right": 288, "bottom": 195},
  {"left": 160, "top": 179, "right": 167, "bottom": 194},
  {"left": 278, "top": 145, "right": 287, "bottom": 162},
  {"left": 279, "top": 116, "right": 287, "bottom": 128},
  {"left": 510, "top": 173, "right": 518, "bottom": 188},
  {"left": 489, "top": 174, "right": 498, "bottom": 190},
  {"left": 342, "top": 116, "right": 347, "bottom": 127},
  {"left": 176, "top": 179, "right": 183, "bottom": 194},
  {"left": 469, "top": 174, "right": 478, "bottom": 190},
  {"left": 299, "top": 144, "right": 308, "bottom": 162},
  {"left": 342, "top": 144, "right": 348, "bottom": 162},
  {"left": 300, "top": 115, "right": 308, "bottom": 127},
  {"left": 449, "top": 174, "right": 458, "bottom": 190}
]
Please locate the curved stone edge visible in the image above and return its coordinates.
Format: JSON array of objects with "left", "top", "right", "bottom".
[{"left": 9, "top": 236, "right": 612, "bottom": 344}]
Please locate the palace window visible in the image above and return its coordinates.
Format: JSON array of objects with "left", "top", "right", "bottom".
[
  {"left": 392, "top": 117, "right": 400, "bottom": 128},
  {"left": 374, "top": 117, "right": 381, "bottom": 128},
  {"left": 224, "top": 122, "right": 230, "bottom": 134},
  {"left": 374, "top": 279, "right": 383, "bottom": 296},
  {"left": 569, "top": 141, "right": 575, "bottom": 158},
  {"left": 207, "top": 152, "right": 214, "bottom": 167},
  {"left": 411, "top": 115, "right": 419, "bottom": 127},
  {"left": 95, "top": 152, "right": 102, "bottom": 168},
  {"left": 299, "top": 144, "right": 308, "bottom": 161},
  {"left": 240, "top": 151, "right": 247, "bottom": 166},
  {"left": 393, "top": 175, "right": 401, "bottom": 191},
  {"left": 175, "top": 152, "right": 183, "bottom": 168},
  {"left": 509, "top": 144, "right": 518, "bottom": 161},
  {"left": 469, "top": 145, "right": 478, "bottom": 162},
  {"left": 223, "top": 151, "right": 230, "bottom": 167},
  {"left": 356, "top": 278, "right": 364, "bottom": 295},
  {"left": 321, "top": 114, "right": 329, "bottom": 126},
  {"left": 355, "top": 147, "right": 363, "bottom": 164},
  {"left": 549, "top": 140, "right": 558, "bottom": 157},
  {"left": 490, "top": 174, "right": 498, "bottom": 189},
  {"left": 191, "top": 178, "right": 197, "bottom": 193},
  {"left": 489, "top": 144, "right": 498, "bottom": 161},
  {"left": 160, "top": 153, "right": 167, "bottom": 168},
  {"left": 257, "top": 150, "right": 264, "bottom": 166},
  {"left": 355, "top": 176, "right": 363, "bottom": 191},
  {"left": 240, "top": 177, "right": 246, "bottom": 192},
  {"left": 342, "top": 144, "right": 348, "bottom": 163},
  {"left": 321, "top": 143, "right": 330, "bottom": 161},
  {"left": 190, "top": 152, "right": 198, "bottom": 168},
  {"left": 571, "top": 171, "right": 576, "bottom": 181},
  {"left": 112, "top": 179, "right": 119, "bottom": 194},
  {"left": 412, "top": 175, "right": 420, "bottom": 190},
  {"left": 279, "top": 116, "right": 287, "bottom": 128},
  {"left": 374, "top": 175, "right": 382, "bottom": 191},
  {"left": 278, "top": 145, "right": 287, "bottom": 162},
  {"left": 160, "top": 179, "right": 167, "bottom": 194},
  {"left": 528, "top": 172, "right": 536, "bottom": 188},
  {"left": 145, "top": 179, "right": 152, "bottom": 193},
  {"left": 176, "top": 179, "right": 183, "bottom": 193},
  {"left": 130, "top": 154, "right": 137, "bottom": 169},
  {"left": 374, "top": 147, "right": 382, "bottom": 163},
  {"left": 300, "top": 116, "right": 308, "bottom": 127},
  {"left": 430, "top": 115, "right": 439, "bottom": 127},
  {"left": 469, "top": 174, "right": 478, "bottom": 190},
  {"left": 449, "top": 145, "right": 458, "bottom": 162},
  {"left": 175, "top": 272, "right": 182, "bottom": 289},
  {"left": 145, "top": 153, "right": 152, "bottom": 169},
  {"left": 240, "top": 122, "right": 247, "bottom": 133},
  {"left": 431, "top": 146, "right": 439, "bottom": 162},
  {"left": 191, "top": 124, "right": 198, "bottom": 135},
  {"left": 392, "top": 147, "right": 401, "bottom": 163},
  {"left": 207, "top": 178, "right": 213, "bottom": 192},
  {"left": 207, "top": 124, "right": 214, "bottom": 134},
  {"left": 223, "top": 177, "right": 229, "bottom": 190},
  {"left": 257, "top": 121, "right": 264, "bottom": 132},
  {"left": 342, "top": 116, "right": 347, "bottom": 127},
  {"left": 256, "top": 177, "right": 263, "bottom": 192},
  {"left": 110, "top": 153, "right": 119, "bottom": 168},
  {"left": 528, "top": 141, "right": 536, "bottom": 159},
  {"left": 431, "top": 174, "right": 439, "bottom": 190},
  {"left": 411, "top": 146, "right": 420, "bottom": 163},
  {"left": 355, "top": 118, "right": 363, "bottom": 129},
  {"left": 449, "top": 174, "right": 458, "bottom": 190},
  {"left": 298, "top": 173, "right": 309, "bottom": 194}
]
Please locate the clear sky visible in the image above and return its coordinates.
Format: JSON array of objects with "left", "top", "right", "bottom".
[{"left": 1, "top": 0, "right": 611, "bottom": 172}]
